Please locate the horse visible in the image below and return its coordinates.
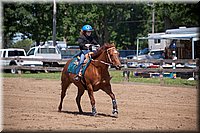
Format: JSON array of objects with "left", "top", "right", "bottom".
[{"left": 58, "top": 43, "right": 122, "bottom": 117}]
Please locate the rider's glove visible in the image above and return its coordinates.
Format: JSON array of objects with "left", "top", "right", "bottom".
[
  {"left": 85, "top": 44, "right": 91, "bottom": 47},
  {"left": 96, "top": 44, "right": 100, "bottom": 47}
]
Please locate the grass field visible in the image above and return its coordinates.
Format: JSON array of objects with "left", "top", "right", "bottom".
[{"left": 1, "top": 71, "right": 197, "bottom": 87}]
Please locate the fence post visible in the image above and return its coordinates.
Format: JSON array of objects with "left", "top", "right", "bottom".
[
  {"left": 159, "top": 59, "right": 164, "bottom": 85},
  {"left": 18, "top": 57, "right": 22, "bottom": 75},
  {"left": 172, "top": 59, "right": 176, "bottom": 79},
  {"left": 196, "top": 58, "right": 200, "bottom": 90}
]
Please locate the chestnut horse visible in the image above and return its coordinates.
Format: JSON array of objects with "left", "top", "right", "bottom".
[{"left": 58, "top": 43, "right": 122, "bottom": 116}]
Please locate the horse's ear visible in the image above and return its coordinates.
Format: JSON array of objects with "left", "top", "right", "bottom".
[
  {"left": 110, "top": 42, "right": 115, "bottom": 47},
  {"left": 111, "top": 42, "right": 115, "bottom": 45},
  {"left": 103, "top": 43, "right": 109, "bottom": 48},
  {"left": 104, "top": 43, "right": 108, "bottom": 46}
]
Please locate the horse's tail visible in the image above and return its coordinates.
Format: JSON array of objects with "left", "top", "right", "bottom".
[
  {"left": 61, "top": 60, "right": 72, "bottom": 85},
  {"left": 58, "top": 59, "right": 72, "bottom": 112}
]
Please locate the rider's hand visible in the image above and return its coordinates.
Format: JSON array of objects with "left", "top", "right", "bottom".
[
  {"left": 96, "top": 44, "right": 100, "bottom": 47},
  {"left": 85, "top": 44, "right": 91, "bottom": 47}
]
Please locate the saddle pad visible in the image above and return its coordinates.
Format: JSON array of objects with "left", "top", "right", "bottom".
[{"left": 67, "top": 56, "right": 91, "bottom": 76}]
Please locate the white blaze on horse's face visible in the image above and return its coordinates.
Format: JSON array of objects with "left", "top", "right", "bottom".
[
  {"left": 107, "top": 47, "right": 121, "bottom": 69},
  {"left": 113, "top": 49, "right": 118, "bottom": 54}
]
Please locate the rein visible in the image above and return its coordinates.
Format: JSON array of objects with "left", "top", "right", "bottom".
[{"left": 92, "top": 59, "right": 112, "bottom": 66}]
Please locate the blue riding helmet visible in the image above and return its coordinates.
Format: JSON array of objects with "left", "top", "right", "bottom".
[{"left": 82, "top": 25, "right": 93, "bottom": 31}]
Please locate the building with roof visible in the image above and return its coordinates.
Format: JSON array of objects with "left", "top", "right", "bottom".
[{"left": 147, "top": 27, "right": 199, "bottom": 59}]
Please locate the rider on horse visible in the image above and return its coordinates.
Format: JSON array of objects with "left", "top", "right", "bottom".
[{"left": 74, "top": 24, "right": 99, "bottom": 81}]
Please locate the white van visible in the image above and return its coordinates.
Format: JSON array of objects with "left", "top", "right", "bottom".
[
  {"left": 0, "top": 48, "right": 43, "bottom": 73},
  {"left": 27, "top": 45, "right": 62, "bottom": 67}
]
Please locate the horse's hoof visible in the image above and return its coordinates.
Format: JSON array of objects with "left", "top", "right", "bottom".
[
  {"left": 92, "top": 112, "right": 97, "bottom": 116},
  {"left": 58, "top": 107, "right": 62, "bottom": 112},
  {"left": 112, "top": 110, "right": 118, "bottom": 118},
  {"left": 92, "top": 106, "right": 97, "bottom": 116},
  {"left": 112, "top": 113, "right": 118, "bottom": 118},
  {"left": 79, "top": 111, "right": 83, "bottom": 114},
  {"left": 92, "top": 113, "right": 97, "bottom": 116}
]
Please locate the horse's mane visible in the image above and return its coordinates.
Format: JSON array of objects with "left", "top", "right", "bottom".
[{"left": 92, "top": 43, "right": 115, "bottom": 59}]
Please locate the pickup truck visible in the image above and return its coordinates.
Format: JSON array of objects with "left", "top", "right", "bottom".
[
  {"left": 27, "top": 45, "right": 65, "bottom": 67},
  {"left": 0, "top": 48, "right": 43, "bottom": 74}
]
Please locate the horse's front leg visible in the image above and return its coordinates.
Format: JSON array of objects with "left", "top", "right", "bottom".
[
  {"left": 102, "top": 84, "right": 118, "bottom": 117},
  {"left": 87, "top": 84, "right": 97, "bottom": 116},
  {"left": 112, "top": 99, "right": 118, "bottom": 115}
]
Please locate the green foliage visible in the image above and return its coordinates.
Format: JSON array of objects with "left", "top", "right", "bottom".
[
  {"left": 12, "top": 39, "right": 33, "bottom": 52},
  {"left": 3, "top": 2, "right": 199, "bottom": 50},
  {"left": 3, "top": 3, "right": 53, "bottom": 47},
  {"left": 154, "top": 3, "right": 199, "bottom": 31}
]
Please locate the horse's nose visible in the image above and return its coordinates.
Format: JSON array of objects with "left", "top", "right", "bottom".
[
  {"left": 119, "top": 64, "right": 123, "bottom": 68},
  {"left": 119, "top": 65, "right": 124, "bottom": 69},
  {"left": 115, "top": 65, "right": 123, "bottom": 70}
]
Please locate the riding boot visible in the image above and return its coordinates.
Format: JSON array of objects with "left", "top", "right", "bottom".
[{"left": 74, "top": 66, "right": 83, "bottom": 81}]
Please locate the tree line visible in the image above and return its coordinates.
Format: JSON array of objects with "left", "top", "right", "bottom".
[{"left": 3, "top": 2, "right": 199, "bottom": 50}]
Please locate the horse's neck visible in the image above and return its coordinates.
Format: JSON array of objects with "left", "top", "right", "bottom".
[
  {"left": 95, "top": 51, "right": 109, "bottom": 68},
  {"left": 94, "top": 51, "right": 110, "bottom": 77}
]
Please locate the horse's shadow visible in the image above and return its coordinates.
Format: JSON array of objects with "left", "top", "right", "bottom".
[{"left": 60, "top": 110, "right": 117, "bottom": 118}]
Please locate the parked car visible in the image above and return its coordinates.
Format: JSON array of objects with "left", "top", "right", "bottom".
[
  {"left": 126, "top": 55, "right": 135, "bottom": 59},
  {"left": 149, "top": 49, "right": 165, "bottom": 59},
  {"left": 119, "top": 50, "right": 137, "bottom": 66},
  {"left": 132, "top": 49, "right": 165, "bottom": 60},
  {"left": 27, "top": 45, "right": 62, "bottom": 67},
  {"left": 139, "top": 48, "right": 149, "bottom": 55},
  {"left": 119, "top": 50, "right": 137, "bottom": 58},
  {"left": 0, "top": 48, "right": 43, "bottom": 73},
  {"left": 127, "top": 62, "right": 139, "bottom": 68},
  {"left": 127, "top": 49, "right": 165, "bottom": 68},
  {"left": 60, "top": 48, "right": 80, "bottom": 59}
]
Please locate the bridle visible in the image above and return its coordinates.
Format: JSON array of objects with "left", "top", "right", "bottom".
[
  {"left": 92, "top": 46, "right": 118, "bottom": 66},
  {"left": 106, "top": 47, "right": 118, "bottom": 65}
]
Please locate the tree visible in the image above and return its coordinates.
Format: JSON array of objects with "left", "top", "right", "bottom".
[
  {"left": 3, "top": 3, "right": 53, "bottom": 47},
  {"left": 3, "top": 4, "right": 19, "bottom": 48},
  {"left": 12, "top": 39, "right": 33, "bottom": 52},
  {"left": 3, "top": 2, "right": 199, "bottom": 50}
]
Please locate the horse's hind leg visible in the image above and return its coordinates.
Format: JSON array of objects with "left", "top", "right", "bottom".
[
  {"left": 87, "top": 84, "right": 97, "bottom": 116},
  {"left": 58, "top": 79, "right": 71, "bottom": 112},
  {"left": 76, "top": 87, "right": 85, "bottom": 113}
]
